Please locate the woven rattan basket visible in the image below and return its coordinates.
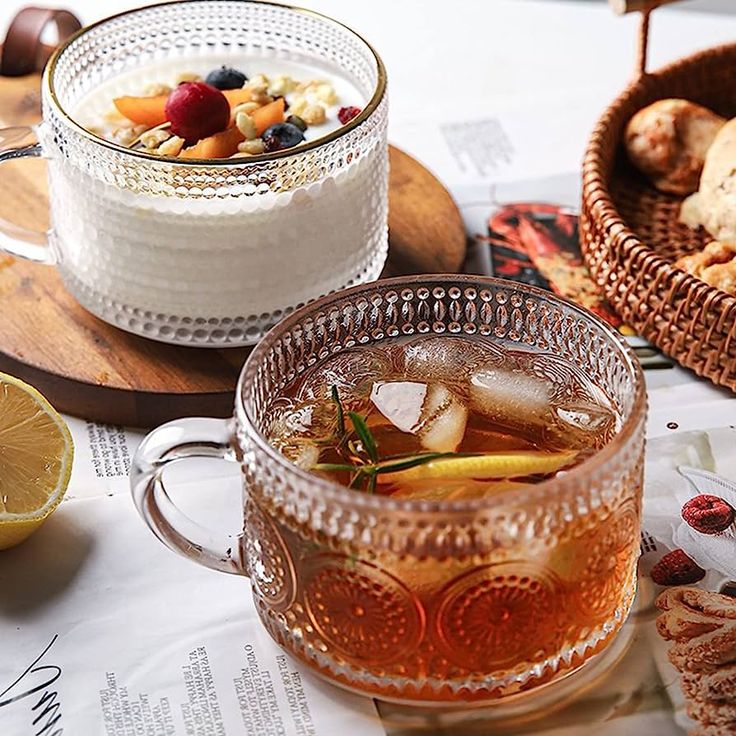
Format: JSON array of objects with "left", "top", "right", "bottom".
[{"left": 581, "top": 2, "right": 736, "bottom": 390}]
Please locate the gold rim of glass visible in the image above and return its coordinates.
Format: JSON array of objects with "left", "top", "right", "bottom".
[
  {"left": 237, "top": 274, "right": 647, "bottom": 513},
  {"left": 43, "top": 0, "right": 387, "bottom": 165}
]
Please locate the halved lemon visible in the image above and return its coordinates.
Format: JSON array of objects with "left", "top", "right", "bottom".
[{"left": 0, "top": 374, "right": 73, "bottom": 550}]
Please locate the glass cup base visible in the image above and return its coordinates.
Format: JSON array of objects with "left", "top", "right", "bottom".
[
  {"left": 59, "top": 240, "right": 387, "bottom": 347},
  {"left": 257, "top": 576, "right": 636, "bottom": 710},
  {"left": 373, "top": 617, "right": 637, "bottom": 731}
]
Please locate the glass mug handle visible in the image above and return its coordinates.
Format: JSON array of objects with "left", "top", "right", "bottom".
[
  {"left": 0, "top": 125, "right": 56, "bottom": 264},
  {"left": 130, "top": 417, "right": 247, "bottom": 575}
]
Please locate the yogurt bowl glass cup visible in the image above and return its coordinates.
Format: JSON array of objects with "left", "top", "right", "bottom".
[{"left": 0, "top": 0, "right": 388, "bottom": 347}]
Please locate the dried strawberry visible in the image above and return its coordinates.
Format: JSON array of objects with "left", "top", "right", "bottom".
[
  {"left": 682, "top": 494, "right": 735, "bottom": 534},
  {"left": 651, "top": 549, "right": 706, "bottom": 586},
  {"left": 338, "top": 106, "right": 361, "bottom": 125}
]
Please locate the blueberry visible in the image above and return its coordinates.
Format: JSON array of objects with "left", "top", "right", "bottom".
[
  {"left": 262, "top": 122, "right": 305, "bottom": 152},
  {"left": 205, "top": 66, "right": 248, "bottom": 90},
  {"left": 286, "top": 114, "right": 307, "bottom": 132}
]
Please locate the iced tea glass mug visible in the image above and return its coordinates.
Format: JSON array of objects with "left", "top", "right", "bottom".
[
  {"left": 131, "top": 275, "right": 646, "bottom": 705},
  {"left": 0, "top": 0, "right": 388, "bottom": 347}
]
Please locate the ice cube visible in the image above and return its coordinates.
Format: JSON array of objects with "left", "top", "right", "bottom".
[
  {"left": 297, "top": 348, "right": 393, "bottom": 407},
  {"left": 267, "top": 398, "right": 336, "bottom": 461},
  {"left": 551, "top": 400, "right": 619, "bottom": 450},
  {"left": 275, "top": 400, "right": 335, "bottom": 437},
  {"left": 400, "top": 336, "right": 503, "bottom": 387},
  {"left": 418, "top": 383, "right": 468, "bottom": 453},
  {"left": 278, "top": 440, "right": 320, "bottom": 470},
  {"left": 291, "top": 442, "right": 320, "bottom": 470},
  {"left": 555, "top": 404, "right": 615, "bottom": 432},
  {"left": 370, "top": 380, "right": 468, "bottom": 453},
  {"left": 469, "top": 367, "right": 551, "bottom": 428},
  {"left": 370, "top": 381, "right": 427, "bottom": 433},
  {"left": 284, "top": 403, "right": 317, "bottom": 433}
]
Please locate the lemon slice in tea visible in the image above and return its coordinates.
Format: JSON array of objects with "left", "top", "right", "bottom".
[
  {"left": 377, "top": 451, "right": 576, "bottom": 485},
  {"left": 0, "top": 374, "right": 73, "bottom": 550}
]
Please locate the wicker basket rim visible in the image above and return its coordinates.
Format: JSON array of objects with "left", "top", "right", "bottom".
[{"left": 581, "top": 40, "right": 736, "bottom": 313}]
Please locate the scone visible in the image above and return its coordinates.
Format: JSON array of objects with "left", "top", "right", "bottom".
[
  {"left": 680, "top": 118, "right": 736, "bottom": 241},
  {"left": 675, "top": 241, "right": 736, "bottom": 296},
  {"left": 625, "top": 99, "right": 726, "bottom": 195}
]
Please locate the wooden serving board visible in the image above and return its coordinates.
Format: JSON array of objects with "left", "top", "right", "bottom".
[{"left": 0, "top": 71, "right": 466, "bottom": 428}]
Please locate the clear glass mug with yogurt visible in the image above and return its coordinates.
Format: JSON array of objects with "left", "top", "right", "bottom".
[{"left": 0, "top": 1, "right": 388, "bottom": 346}]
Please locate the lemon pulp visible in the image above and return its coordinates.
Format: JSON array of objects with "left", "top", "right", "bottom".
[{"left": 0, "top": 374, "right": 73, "bottom": 550}]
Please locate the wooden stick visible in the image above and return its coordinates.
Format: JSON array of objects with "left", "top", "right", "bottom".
[
  {"left": 609, "top": 0, "right": 679, "bottom": 14},
  {"left": 637, "top": 10, "right": 651, "bottom": 76}
]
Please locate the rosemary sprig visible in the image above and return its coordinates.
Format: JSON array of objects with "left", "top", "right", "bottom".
[
  {"left": 380, "top": 450, "right": 482, "bottom": 461},
  {"left": 349, "top": 470, "right": 368, "bottom": 490},
  {"left": 331, "top": 385, "right": 345, "bottom": 436},
  {"left": 311, "top": 385, "right": 473, "bottom": 494},
  {"left": 348, "top": 411, "right": 378, "bottom": 463},
  {"left": 313, "top": 453, "right": 456, "bottom": 477},
  {"left": 313, "top": 462, "right": 360, "bottom": 473}
]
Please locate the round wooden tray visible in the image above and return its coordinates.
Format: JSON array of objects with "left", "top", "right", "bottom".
[{"left": 0, "top": 75, "right": 466, "bottom": 427}]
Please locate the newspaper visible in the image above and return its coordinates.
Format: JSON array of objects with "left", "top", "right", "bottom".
[
  {"left": 12, "top": 392, "right": 735, "bottom": 736},
  {"left": 4, "top": 71, "right": 736, "bottom": 736},
  {"left": 0, "top": 493, "right": 384, "bottom": 736}
]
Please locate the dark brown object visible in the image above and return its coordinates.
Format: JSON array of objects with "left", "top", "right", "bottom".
[
  {"left": 650, "top": 549, "right": 706, "bottom": 586},
  {"left": 0, "top": 71, "right": 465, "bottom": 427},
  {"left": 0, "top": 7, "right": 81, "bottom": 76},
  {"left": 581, "top": 9, "right": 736, "bottom": 392}
]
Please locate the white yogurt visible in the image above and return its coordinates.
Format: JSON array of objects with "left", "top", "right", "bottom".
[
  {"left": 75, "top": 55, "right": 364, "bottom": 145},
  {"left": 51, "top": 55, "right": 388, "bottom": 346}
]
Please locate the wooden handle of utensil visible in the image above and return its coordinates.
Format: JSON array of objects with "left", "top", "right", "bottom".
[
  {"left": 609, "top": 0, "right": 682, "bottom": 77},
  {"left": 609, "top": 0, "right": 680, "bottom": 14}
]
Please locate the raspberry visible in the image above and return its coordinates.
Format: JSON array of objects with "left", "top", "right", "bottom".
[
  {"left": 651, "top": 549, "right": 706, "bottom": 586},
  {"left": 337, "top": 106, "right": 361, "bottom": 125},
  {"left": 682, "top": 494, "right": 735, "bottom": 534}
]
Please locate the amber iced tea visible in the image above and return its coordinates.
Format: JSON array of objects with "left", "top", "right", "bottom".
[
  {"left": 134, "top": 277, "right": 646, "bottom": 705},
  {"left": 256, "top": 335, "right": 641, "bottom": 700},
  {"left": 269, "top": 336, "right": 619, "bottom": 497}
]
